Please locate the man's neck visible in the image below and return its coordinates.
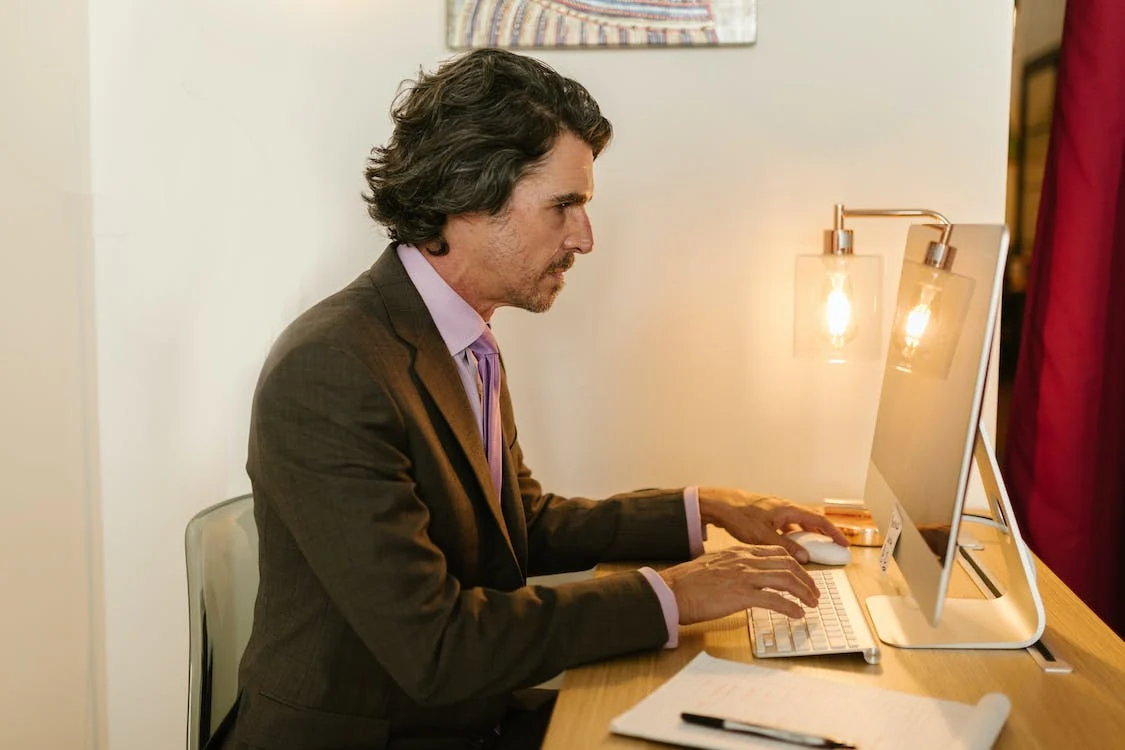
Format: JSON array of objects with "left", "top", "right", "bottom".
[{"left": 420, "top": 246, "right": 498, "bottom": 321}]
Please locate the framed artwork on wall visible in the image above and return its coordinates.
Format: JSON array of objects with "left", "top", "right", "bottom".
[{"left": 447, "top": 0, "right": 757, "bottom": 49}]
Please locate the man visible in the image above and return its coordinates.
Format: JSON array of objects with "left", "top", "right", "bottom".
[{"left": 219, "top": 49, "right": 847, "bottom": 750}]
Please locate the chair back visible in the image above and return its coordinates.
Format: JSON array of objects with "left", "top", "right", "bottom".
[{"left": 185, "top": 494, "right": 258, "bottom": 750}]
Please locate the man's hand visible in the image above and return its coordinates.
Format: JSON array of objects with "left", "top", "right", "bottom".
[
  {"left": 698, "top": 487, "right": 850, "bottom": 563},
  {"left": 658, "top": 546, "right": 819, "bottom": 625}
]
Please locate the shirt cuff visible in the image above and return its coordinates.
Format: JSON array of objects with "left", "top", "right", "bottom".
[
  {"left": 684, "top": 486, "right": 706, "bottom": 558},
  {"left": 638, "top": 566, "right": 679, "bottom": 649}
]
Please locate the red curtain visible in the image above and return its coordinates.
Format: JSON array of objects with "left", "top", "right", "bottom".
[{"left": 1005, "top": 0, "right": 1125, "bottom": 634}]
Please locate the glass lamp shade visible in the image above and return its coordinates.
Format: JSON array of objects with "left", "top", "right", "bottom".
[
  {"left": 889, "top": 260, "right": 975, "bottom": 379},
  {"left": 794, "top": 254, "right": 882, "bottom": 363}
]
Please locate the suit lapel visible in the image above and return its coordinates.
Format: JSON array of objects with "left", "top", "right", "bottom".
[{"left": 368, "top": 247, "right": 520, "bottom": 568}]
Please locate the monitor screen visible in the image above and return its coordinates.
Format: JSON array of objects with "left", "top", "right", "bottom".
[{"left": 863, "top": 223, "right": 1008, "bottom": 627}]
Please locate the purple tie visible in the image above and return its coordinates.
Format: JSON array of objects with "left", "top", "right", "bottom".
[{"left": 469, "top": 328, "right": 503, "bottom": 503}]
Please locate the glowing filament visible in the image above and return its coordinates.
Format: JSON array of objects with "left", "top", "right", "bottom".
[
  {"left": 821, "top": 273, "right": 857, "bottom": 349},
  {"left": 903, "top": 304, "right": 932, "bottom": 350},
  {"left": 898, "top": 284, "right": 940, "bottom": 362}
]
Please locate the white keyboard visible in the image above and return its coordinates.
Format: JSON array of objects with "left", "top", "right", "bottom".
[{"left": 748, "top": 568, "right": 881, "bottom": 665}]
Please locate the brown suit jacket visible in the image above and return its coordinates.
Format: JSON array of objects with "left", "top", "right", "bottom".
[{"left": 223, "top": 246, "right": 692, "bottom": 749}]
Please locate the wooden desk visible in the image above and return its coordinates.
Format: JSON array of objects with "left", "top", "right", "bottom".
[{"left": 543, "top": 529, "right": 1125, "bottom": 749}]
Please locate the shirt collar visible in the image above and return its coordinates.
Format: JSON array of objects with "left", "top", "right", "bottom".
[{"left": 397, "top": 244, "right": 488, "bottom": 356}]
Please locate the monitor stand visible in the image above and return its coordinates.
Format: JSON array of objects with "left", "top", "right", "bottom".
[{"left": 865, "top": 423, "right": 1046, "bottom": 649}]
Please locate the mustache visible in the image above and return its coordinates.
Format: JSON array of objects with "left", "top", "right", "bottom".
[{"left": 548, "top": 254, "right": 575, "bottom": 273}]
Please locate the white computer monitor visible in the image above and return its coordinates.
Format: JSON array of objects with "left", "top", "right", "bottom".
[{"left": 862, "top": 224, "right": 1045, "bottom": 649}]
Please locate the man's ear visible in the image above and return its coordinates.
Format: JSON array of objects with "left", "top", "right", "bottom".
[{"left": 422, "top": 237, "right": 449, "bottom": 256}]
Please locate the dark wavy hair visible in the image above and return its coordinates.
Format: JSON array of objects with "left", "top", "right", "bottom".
[{"left": 363, "top": 48, "right": 612, "bottom": 254}]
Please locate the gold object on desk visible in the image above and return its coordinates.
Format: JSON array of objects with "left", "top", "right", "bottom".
[
  {"left": 542, "top": 528, "right": 1125, "bottom": 750},
  {"left": 822, "top": 503, "right": 883, "bottom": 547}
]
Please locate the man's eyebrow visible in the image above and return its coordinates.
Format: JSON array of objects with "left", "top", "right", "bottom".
[{"left": 549, "top": 191, "right": 591, "bottom": 205}]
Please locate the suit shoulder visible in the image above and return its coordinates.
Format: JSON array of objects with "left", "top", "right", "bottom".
[{"left": 259, "top": 270, "right": 406, "bottom": 384}]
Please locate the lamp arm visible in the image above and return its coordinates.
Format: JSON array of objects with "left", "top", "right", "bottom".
[
  {"left": 837, "top": 206, "right": 951, "bottom": 226},
  {"left": 829, "top": 204, "right": 955, "bottom": 261}
]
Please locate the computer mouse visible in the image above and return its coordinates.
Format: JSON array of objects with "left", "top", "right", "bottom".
[{"left": 786, "top": 530, "right": 852, "bottom": 566}]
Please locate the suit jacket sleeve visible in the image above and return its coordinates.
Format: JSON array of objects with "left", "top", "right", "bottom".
[{"left": 249, "top": 341, "right": 671, "bottom": 706}]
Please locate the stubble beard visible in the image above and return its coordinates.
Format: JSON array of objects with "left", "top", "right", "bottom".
[
  {"left": 511, "top": 277, "right": 562, "bottom": 314},
  {"left": 513, "top": 253, "right": 574, "bottom": 313}
]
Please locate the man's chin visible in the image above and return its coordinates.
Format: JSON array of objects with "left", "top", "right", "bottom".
[
  {"left": 508, "top": 276, "right": 564, "bottom": 313},
  {"left": 519, "top": 289, "right": 561, "bottom": 314},
  {"left": 522, "top": 295, "right": 557, "bottom": 314}
]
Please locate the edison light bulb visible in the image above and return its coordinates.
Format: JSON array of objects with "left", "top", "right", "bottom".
[
  {"left": 820, "top": 271, "right": 857, "bottom": 350},
  {"left": 795, "top": 252, "right": 881, "bottom": 362},
  {"left": 895, "top": 279, "right": 943, "bottom": 371},
  {"left": 887, "top": 259, "right": 974, "bottom": 379},
  {"left": 902, "top": 284, "right": 939, "bottom": 355}
]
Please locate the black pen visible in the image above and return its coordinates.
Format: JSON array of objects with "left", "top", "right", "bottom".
[{"left": 681, "top": 712, "right": 857, "bottom": 749}]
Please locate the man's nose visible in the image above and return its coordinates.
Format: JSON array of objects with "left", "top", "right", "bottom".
[{"left": 567, "top": 208, "right": 594, "bottom": 254}]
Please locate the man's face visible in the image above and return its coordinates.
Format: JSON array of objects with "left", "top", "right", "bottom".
[{"left": 449, "top": 131, "right": 595, "bottom": 317}]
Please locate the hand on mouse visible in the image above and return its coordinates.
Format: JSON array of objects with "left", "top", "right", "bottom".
[
  {"left": 658, "top": 546, "right": 820, "bottom": 624},
  {"left": 697, "top": 487, "right": 850, "bottom": 564}
]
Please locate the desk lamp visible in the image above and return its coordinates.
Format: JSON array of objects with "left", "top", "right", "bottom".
[{"left": 795, "top": 204, "right": 974, "bottom": 378}]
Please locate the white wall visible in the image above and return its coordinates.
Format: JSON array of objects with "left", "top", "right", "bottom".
[
  {"left": 0, "top": 2, "right": 105, "bottom": 748},
  {"left": 89, "top": 1, "right": 1014, "bottom": 747}
]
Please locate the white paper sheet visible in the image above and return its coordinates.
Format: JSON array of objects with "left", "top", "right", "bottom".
[{"left": 611, "top": 652, "right": 1010, "bottom": 750}]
